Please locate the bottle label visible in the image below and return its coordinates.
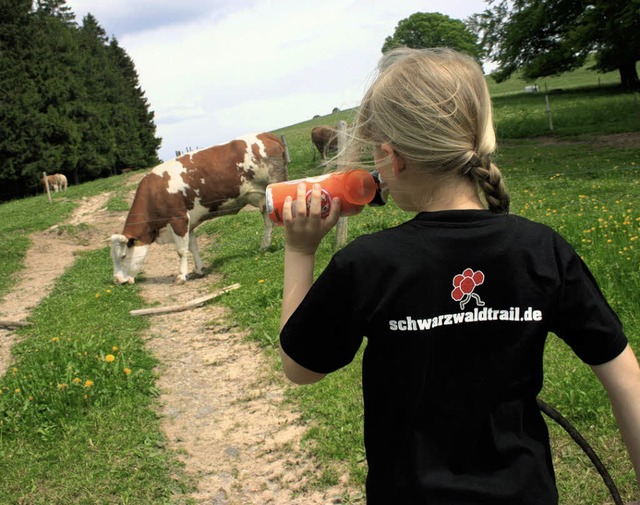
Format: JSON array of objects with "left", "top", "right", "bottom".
[
  {"left": 306, "top": 188, "right": 332, "bottom": 218},
  {"left": 265, "top": 187, "right": 275, "bottom": 215}
]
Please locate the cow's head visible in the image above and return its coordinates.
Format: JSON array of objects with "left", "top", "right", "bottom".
[{"left": 110, "top": 234, "right": 150, "bottom": 285}]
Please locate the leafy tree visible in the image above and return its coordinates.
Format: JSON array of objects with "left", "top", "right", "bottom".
[
  {"left": 475, "top": 0, "right": 640, "bottom": 90},
  {"left": 382, "top": 12, "right": 483, "bottom": 62}
]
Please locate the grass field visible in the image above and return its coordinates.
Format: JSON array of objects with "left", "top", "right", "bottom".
[{"left": 0, "top": 62, "right": 638, "bottom": 503}]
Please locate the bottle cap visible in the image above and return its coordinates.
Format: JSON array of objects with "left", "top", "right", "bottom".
[{"left": 343, "top": 169, "right": 377, "bottom": 205}]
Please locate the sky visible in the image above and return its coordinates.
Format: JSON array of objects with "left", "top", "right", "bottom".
[{"left": 64, "top": 0, "right": 490, "bottom": 162}]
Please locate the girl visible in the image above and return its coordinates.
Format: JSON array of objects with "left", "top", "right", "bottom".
[{"left": 278, "top": 47, "right": 640, "bottom": 504}]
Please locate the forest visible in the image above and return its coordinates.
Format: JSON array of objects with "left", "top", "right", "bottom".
[{"left": 0, "top": 0, "right": 161, "bottom": 202}]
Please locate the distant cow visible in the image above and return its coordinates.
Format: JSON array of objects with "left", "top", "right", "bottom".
[
  {"left": 311, "top": 126, "right": 339, "bottom": 161},
  {"left": 109, "top": 133, "right": 288, "bottom": 285},
  {"left": 42, "top": 173, "right": 68, "bottom": 192}
]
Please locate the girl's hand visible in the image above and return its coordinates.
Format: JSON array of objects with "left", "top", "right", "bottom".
[{"left": 282, "top": 183, "right": 341, "bottom": 255}]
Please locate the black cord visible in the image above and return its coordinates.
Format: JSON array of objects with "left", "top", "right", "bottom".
[{"left": 537, "top": 397, "right": 623, "bottom": 505}]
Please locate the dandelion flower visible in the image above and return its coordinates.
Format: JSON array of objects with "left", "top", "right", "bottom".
[
  {"left": 258, "top": 279, "right": 265, "bottom": 284},
  {"left": 14, "top": 388, "right": 20, "bottom": 394},
  {"left": 112, "top": 346, "right": 118, "bottom": 352},
  {"left": 58, "top": 384, "right": 68, "bottom": 390},
  {"left": 95, "top": 293, "right": 101, "bottom": 298},
  {"left": 51, "top": 337, "right": 59, "bottom": 342},
  {"left": 123, "top": 368, "right": 132, "bottom": 376},
  {"left": 73, "top": 377, "right": 81, "bottom": 384},
  {"left": 84, "top": 380, "right": 94, "bottom": 388},
  {"left": 105, "top": 354, "right": 115, "bottom": 363}
]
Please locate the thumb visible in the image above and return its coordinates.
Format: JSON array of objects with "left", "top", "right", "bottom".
[{"left": 324, "top": 197, "right": 342, "bottom": 228}]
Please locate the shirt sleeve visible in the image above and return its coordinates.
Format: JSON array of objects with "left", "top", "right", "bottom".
[
  {"left": 549, "top": 241, "right": 627, "bottom": 366},
  {"left": 280, "top": 254, "right": 365, "bottom": 374}
]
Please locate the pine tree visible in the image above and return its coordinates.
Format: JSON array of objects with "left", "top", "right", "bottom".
[
  {"left": 0, "top": 0, "right": 162, "bottom": 200},
  {"left": 108, "top": 38, "right": 161, "bottom": 171}
]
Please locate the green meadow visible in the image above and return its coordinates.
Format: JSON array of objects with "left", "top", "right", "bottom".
[{"left": 0, "top": 64, "right": 638, "bottom": 503}]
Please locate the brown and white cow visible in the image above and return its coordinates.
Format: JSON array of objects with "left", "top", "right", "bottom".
[
  {"left": 43, "top": 173, "right": 68, "bottom": 192},
  {"left": 311, "top": 126, "right": 339, "bottom": 161},
  {"left": 109, "top": 133, "right": 288, "bottom": 284}
]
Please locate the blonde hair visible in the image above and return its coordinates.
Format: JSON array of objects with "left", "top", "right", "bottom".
[{"left": 346, "top": 47, "right": 509, "bottom": 213}]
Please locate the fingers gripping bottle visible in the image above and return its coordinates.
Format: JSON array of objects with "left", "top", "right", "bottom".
[{"left": 266, "top": 169, "right": 377, "bottom": 225}]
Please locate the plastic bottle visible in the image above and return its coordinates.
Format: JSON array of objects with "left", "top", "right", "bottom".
[{"left": 266, "top": 169, "right": 377, "bottom": 225}]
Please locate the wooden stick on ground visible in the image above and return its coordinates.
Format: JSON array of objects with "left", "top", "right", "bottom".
[
  {"left": 130, "top": 283, "right": 241, "bottom": 317},
  {"left": 0, "top": 320, "right": 32, "bottom": 329}
]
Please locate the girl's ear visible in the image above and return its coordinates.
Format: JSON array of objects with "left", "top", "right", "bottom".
[{"left": 381, "top": 143, "right": 406, "bottom": 176}]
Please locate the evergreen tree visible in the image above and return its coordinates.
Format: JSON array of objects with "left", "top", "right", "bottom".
[
  {"left": 27, "top": 1, "right": 83, "bottom": 187},
  {"left": 108, "top": 38, "right": 161, "bottom": 171},
  {"left": 0, "top": 0, "right": 162, "bottom": 200},
  {"left": 75, "top": 14, "right": 117, "bottom": 182}
]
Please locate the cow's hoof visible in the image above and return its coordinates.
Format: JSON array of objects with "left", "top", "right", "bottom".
[
  {"left": 175, "top": 276, "right": 187, "bottom": 284},
  {"left": 188, "top": 271, "right": 205, "bottom": 280}
]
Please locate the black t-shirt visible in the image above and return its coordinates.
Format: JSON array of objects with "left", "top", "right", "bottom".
[{"left": 280, "top": 210, "right": 627, "bottom": 504}]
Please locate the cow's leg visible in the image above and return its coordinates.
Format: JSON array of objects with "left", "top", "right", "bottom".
[
  {"left": 261, "top": 209, "right": 273, "bottom": 250},
  {"left": 188, "top": 230, "right": 205, "bottom": 277},
  {"left": 174, "top": 233, "right": 190, "bottom": 283}
]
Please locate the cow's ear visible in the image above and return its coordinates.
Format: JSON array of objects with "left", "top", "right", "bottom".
[{"left": 127, "top": 237, "right": 140, "bottom": 248}]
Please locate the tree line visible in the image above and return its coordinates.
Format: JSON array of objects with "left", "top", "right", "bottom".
[
  {"left": 2, "top": 1, "right": 637, "bottom": 202},
  {"left": 0, "top": 0, "right": 161, "bottom": 202},
  {"left": 383, "top": 1, "right": 639, "bottom": 90}
]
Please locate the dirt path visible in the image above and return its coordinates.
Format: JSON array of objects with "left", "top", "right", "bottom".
[{"left": 0, "top": 179, "right": 357, "bottom": 504}]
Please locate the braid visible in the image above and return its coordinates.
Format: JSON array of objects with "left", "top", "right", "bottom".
[{"left": 467, "top": 155, "right": 510, "bottom": 213}]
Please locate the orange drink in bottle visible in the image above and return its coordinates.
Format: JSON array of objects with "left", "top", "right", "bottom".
[{"left": 266, "top": 169, "right": 377, "bottom": 224}]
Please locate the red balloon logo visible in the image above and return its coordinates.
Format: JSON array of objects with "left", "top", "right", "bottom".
[{"left": 451, "top": 268, "right": 485, "bottom": 309}]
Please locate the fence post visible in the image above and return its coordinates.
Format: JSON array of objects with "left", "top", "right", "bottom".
[
  {"left": 42, "top": 171, "right": 52, "bottom": 204},
  {"left": 545, "top": 94, "right": 554, "bottom": 131},
  {"left": 334, "top": 120, "right": 348, "bottom": 250},
  {"left": 280, "top": 134, "right": 291, "bottom": 164}
]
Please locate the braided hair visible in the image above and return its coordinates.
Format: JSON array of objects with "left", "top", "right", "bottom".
[{"left": 348, "top": 47, "right": 510, "bottom": 213}]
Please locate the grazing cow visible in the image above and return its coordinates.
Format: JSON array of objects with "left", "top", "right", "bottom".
[
  {"left": 43, "top": 173, "right": 68, "bottom": 192},
  {"left": 109, "top": 133, "right": 288, "bottom": 285},
  {"left": 311, "top": 126, "right": 339, "bottom": 161}
]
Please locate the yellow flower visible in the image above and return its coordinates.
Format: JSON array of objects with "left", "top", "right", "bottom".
[
  {"left": 72, "top": 377, "right": 81, "bottom": 384},
  {"left": 112, "top": 346, "right": 118, "bottom": 352},
  {"left": 51, "top": 337, "right": 59, "bottom": 342},
  {"left": 105, "top": 354, "right": 115, "bottom": 363},
  {"left": 123, "top": 368, "right": 132, "bottom": 376},
  {"left": 105, "top": 289, "right": 111, "bottom": 294},
  {"left": 84, "top": 380, "right": 94, "bottom": 388},
  {"left": 14, "top": 388, "right": 20, "bottom": 394},
  {"left": 58, "top": 383, "right": 68, "bottom": 390},
  {"left": 95, "top": 293, "right": 101, "bottom": 298},
  {"left": 258, "top": 279, "right": 265, "bottom": 284}
]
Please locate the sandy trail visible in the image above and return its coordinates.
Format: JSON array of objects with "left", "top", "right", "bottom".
[{"left": 0, "top": 179, "right": 358, "bottom": 504}]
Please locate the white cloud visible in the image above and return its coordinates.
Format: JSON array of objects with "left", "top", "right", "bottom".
[{"left": 65, "top": 0, "right": 489, "bottom": 161}]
